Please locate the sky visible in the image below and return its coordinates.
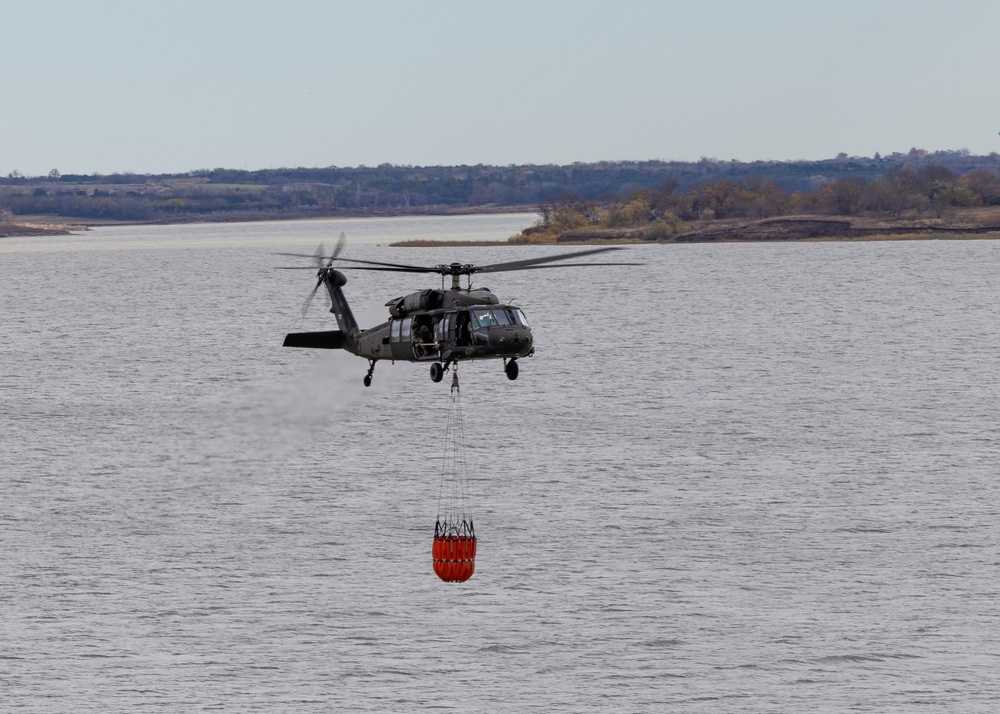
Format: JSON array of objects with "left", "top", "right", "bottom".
[{"left": 4, "top": 0, "right": 1000, "bottom": 176}]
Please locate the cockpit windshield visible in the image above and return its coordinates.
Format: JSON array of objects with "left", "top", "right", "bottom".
[{"left": 470, "top": 308, "right": 529, "bottom": 329}]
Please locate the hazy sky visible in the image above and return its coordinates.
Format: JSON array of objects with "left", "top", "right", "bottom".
[{"left": 5, "top": 0, "right": 1000, "bottom": 176}]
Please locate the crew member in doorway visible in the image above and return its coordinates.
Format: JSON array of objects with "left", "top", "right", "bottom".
[{"left": 413, "top": 321, "right": 433, "bottom": 356}]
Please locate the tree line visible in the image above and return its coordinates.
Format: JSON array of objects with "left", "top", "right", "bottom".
[
  {"left": 536, "top": 163, "right": 1000, "bottom": 238},
  {"left": 3, "top": 150, "right": 1000, "bottom": 223}
]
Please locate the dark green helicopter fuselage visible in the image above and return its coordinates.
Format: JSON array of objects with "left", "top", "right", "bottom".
[
  {"left": 283, "top": 268, "right": 533, "bottom": 385},
  {"left": 279, "top": 245, "right": 635, "bottom": 386}
]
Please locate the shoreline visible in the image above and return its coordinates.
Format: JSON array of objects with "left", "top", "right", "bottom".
[
  {"left": 7, "top": 209, "right": 1000, "bottom": 246},
  {"left": 0, "top": 221, "right": 87, "bottom": 238},
  {"left": 389, "top": 233, "right": 1000, "bottom": 247},
  {"left": 543, "top": 211, "right": 1000, "bottom": 246},
  {"left": 0, "top": 206, "right": 541, "bottom": 238},
  {"left": 392, "top": 210, "right": 1000, "bottom": 246}
]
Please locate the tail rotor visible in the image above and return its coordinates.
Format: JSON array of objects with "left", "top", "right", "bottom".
[{"left": 279, "top": 232, "right": 349, "bottom": 317}]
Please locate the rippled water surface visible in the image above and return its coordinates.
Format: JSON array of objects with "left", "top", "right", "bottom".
[{"left": 3, "top": 218, "right": 1000, "bottom": 712}]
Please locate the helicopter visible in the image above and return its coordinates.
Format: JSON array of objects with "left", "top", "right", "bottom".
[{"left": 278, "top": 234, "right": 637, "bottom": 386}]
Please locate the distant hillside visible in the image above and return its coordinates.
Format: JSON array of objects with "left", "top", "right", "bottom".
[{"left": 3, "top": 149, "right": 1000, "bottom": 223}]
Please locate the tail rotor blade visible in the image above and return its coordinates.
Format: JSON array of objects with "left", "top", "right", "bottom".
[
  {"left": 313, "top": 242, "right": 328, "bottom": 269},
  {"left": 301, "top": 277, "right": 323, "bottom": 317},
  {"left": 332, "top": 231, "right": 347, "bottom": 261},
  {"left": 281, "top": 234, "right": 350, "bottom": 318},
  {"left": 275, "top": 233, "right": 345, "bottom": 264}
]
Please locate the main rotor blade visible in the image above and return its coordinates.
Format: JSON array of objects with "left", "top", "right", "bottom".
[
  {"left": 330, "top": 246, "right": 636, "bottom": 275},
  {"left": 275, "top": 233, "right": 347, "bottom": 262},
  {"left": 488, "top": 260, "right": 644, "bottom": 271},
  {"left": 474, "top": 246, "right": 630, "bottom": 273},
  {"left": 275, "top": 251, "right": 327, "bottom": 259},
  {"left": 274, "top": 254, "right": 434, "bottom": 271},
  {"left": 335, "top": 257, "right": 440, "bottom": 272},
  {"left": 276, "top": 259, "right": 436, "bottom": 273},
  {"left": 279, "top": 243, "right": 638, "bottom": 277},
  {"left": 336, "top": 265, "right": 439, "bottom": 273}
]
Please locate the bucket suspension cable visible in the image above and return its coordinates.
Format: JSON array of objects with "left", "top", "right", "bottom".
[
  {"left": 432, "top": 368, "right": 477, "bottom": 582},
  {"left": 436, "top": 369, "right": 473, "bottom": 536}
]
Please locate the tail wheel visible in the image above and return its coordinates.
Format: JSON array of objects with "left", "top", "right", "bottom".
[
  {"left": 505, "top": 359, "right": 519, "bottom": 381},
  {"left": 430, "top": 362, "right": 444, "bottom": 383}
]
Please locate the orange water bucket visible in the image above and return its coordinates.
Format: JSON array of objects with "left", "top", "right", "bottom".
[{"left": 432, "top": 535, "right": 477, "bottom": 583}]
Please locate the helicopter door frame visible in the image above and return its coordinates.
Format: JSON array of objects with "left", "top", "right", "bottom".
[
  {"left": 410, "top": 315, "right": 437, "bottom": 360},
  {"left": 436, "top": 314, "right": 449, "bottom": 343},
  {"left": 455, "top": 310, "right": 472, "bottom": 346},
  {"left": 388, "top": 316, "right": 414, "bottom": 361}
]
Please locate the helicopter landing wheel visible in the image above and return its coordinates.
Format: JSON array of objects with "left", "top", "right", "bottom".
[
  {"left": 364, "top": 360, "right": 376, "bottom": 387},
  {"left": 504, "top": 358, "right": 519, "bottom": 381},
  {"left": 430, "top": 362, "right": 444, "bottom": 383}
]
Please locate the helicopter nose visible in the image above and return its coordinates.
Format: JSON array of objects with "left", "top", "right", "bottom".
[{"left": 489, "top": 326, "right": 533, "bottom": 355}]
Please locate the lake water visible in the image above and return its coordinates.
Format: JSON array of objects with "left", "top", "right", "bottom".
[{"left": 2, "top": 216, "right": 1000, "bottom": 712}]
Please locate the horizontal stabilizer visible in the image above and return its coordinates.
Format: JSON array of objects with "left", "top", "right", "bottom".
[{"left": 283, "top": 330, "right": 344, "bottom": 349}]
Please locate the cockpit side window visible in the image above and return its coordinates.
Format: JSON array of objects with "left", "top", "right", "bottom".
[
  {"left": 510, "top": 308, "right": 529, "bottom": 327},
  {"left": 471, "top": 309, "right": 499, "bottom": 329}
]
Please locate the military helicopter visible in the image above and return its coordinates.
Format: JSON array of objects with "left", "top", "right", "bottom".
[{"left": 278, "top": 234, "right": 636, "bottom": 386}]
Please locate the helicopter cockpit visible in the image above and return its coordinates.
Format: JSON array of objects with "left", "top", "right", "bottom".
[
  {"left": 470, "top": 307, "right": 530, "bottom": 329},
  {"left": 466, "top": 307, "right": 533, "bottom": 358}
]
